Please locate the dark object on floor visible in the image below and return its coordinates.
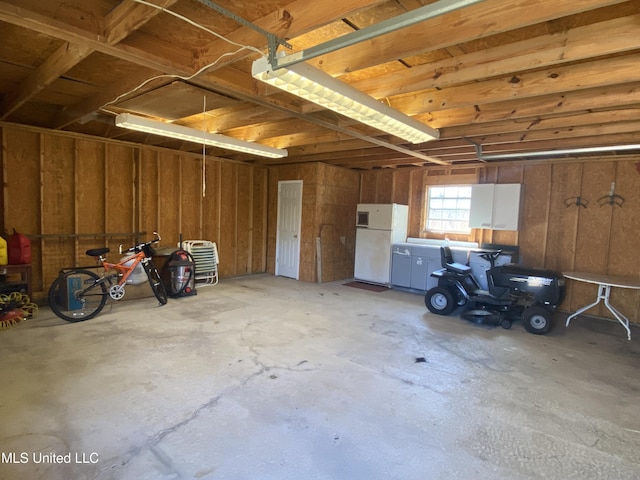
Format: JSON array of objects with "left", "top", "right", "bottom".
[
  {"left": 415, "top": 357, "right": 427, "bottom": 363},
  {"left": 424, "top": 247, "right": 565, "bottom": 335},
  {"left": 343, "top": 281, "right": 389, "bottom": 293}
]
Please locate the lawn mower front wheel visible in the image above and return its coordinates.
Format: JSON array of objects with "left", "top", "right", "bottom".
[
  {"left": 425, "top": 287, "right": 457, "bottom": 315},
  {"left": 522, "top": 305, "right": 553, "bottom": 335}
]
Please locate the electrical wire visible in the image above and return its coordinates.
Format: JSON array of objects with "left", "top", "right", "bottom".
[
  {"left": 132, "top": 0, "right": 263, "bottom": 56},
  {"left": 101, "top": 46, "right": 248, "bottom": 112},
  {"left": 202, "top": 95, "right": 207, "bottom": 198},
  {"left": 102, "top": 0, "right": 264, "bottom": 111}
]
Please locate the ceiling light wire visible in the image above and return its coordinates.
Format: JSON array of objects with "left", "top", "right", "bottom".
[
  {"left": 101, "top": 45, "right": 250, "bottom": 112},
  {"left": 202, "top": 95, "right": 207, "bottom": 198},
  {"left": 132, "top": 0, "right": 264, "bottom": 56},
  {"left": 102, "top": 0, "right": 264, "bottom": 111},
  {"left": 103, "top": 2, "right": 289, "bottom": 158}
]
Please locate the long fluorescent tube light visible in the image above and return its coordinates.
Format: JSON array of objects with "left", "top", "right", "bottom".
[
  {"left": 479, "top": 144, "right": 640, "bottom": 161},
  {"left": 252, "top": 56, "right": 439, "bottom": 144},
  {"left": 115, "top": 113, "right": 287, "bottom": 158}
]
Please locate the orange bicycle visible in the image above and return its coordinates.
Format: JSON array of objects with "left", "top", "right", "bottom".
[{"left": 48, "top": 233, "right": 168, "bottom": 322}]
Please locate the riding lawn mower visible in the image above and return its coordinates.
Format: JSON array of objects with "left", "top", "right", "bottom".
[{"left": 425, "top": 247, "right": 565, "bottom": 334}]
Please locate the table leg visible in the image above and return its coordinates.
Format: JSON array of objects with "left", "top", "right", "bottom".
[
  {"left": 565, "top": 284, "right": 631, "bottom": 340},
  {"left": 565, "top": 284, "right": 606, "bottom": 326},
  {"left": 603, "top": 291, "right": 631, "bottom": 341}
]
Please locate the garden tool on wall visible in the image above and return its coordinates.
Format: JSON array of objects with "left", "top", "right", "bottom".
[
  {"left": 598, "top": 182, "right": 624, "bottom": 207},
  {"left": 563, "top": 196, "right": 588, "bottom": 208},
  {"left": 563, "top": 164, "right": 589, "bottom": 208}
]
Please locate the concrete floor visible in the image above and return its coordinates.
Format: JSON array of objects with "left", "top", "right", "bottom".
[{"left": 1, "top": 273, "right": 640, "bottom": 480}]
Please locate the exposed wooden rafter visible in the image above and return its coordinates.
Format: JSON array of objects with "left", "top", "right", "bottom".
[{"left": 0, "top": 0, "right": 638, "bottom": 169}]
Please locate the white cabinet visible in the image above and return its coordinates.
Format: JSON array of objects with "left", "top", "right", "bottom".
[
  {"left": 469, "top": 184, "right": 494, "bottom": 229},
  {"left": 469, "top": 183, "right": 521, "bottom": 231}
]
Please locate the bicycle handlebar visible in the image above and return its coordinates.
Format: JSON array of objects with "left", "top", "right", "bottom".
[{"left": 119, "top": 232, "right": 161, "bottom": 254}]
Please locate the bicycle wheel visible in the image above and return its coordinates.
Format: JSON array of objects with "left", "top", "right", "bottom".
[
  {"left": 48, "top": 269, "right": 108, "bottom": 322},
  {"left": 143, "top": 261, "right": 168, "bottom": 305}
]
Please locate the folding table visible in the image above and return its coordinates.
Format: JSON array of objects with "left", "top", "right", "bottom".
[{"left": 564, "top": 271, "right": 640, "bottom": 340}]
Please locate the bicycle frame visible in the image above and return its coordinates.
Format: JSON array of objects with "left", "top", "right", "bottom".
[
  {"left": 97, "top": 249, "right": 149, "bottom": 286},
  {"left": 48, "top": 233, "right": 168, "bottom": 322}
]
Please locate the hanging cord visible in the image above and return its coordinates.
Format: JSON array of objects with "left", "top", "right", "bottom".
[
  {"left": 202, "top": 95, "right": 207, "bottom": 198},
  {"left": 132, "top": 0, "right": 263, "bottom": 55},
  {"left": 102, "top": 0, "right": 264, "bottom": 111},
  {"left": 102, "top": 46, "right": 249, "bottom": 112}
]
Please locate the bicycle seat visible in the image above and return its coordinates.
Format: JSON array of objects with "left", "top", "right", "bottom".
[{"left": 86, "top": 247, "right": 110, "bottom": 257}]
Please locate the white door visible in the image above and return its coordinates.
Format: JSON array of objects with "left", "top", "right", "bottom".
[{"left": 276, "top": 180, "right": 302, "bottom": 279}]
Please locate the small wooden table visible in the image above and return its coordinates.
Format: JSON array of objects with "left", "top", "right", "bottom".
[
  {"left": 1, "top": 263, "right": 32, "bottom": 298},
  {"left": 564, "top": 272, "right": 640, "bottom": 340}
]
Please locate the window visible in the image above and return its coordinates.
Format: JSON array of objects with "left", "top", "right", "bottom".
[{"left": 425, "top": 185, "right": 472, "bottom": 233}]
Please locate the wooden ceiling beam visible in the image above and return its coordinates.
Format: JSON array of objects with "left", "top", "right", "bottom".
[
  {"left": 12, "top": 0, "right": 443, "bottom": 164},
  {"left": 287, "top": 137, "right": 383, "bottom": 155},
  {"left": 104, "top": 0, "right": 180, "bottom": 45},
  {"left": 255, "top": 129, "right": 355, "bottom": 148},
  {"left": 0, "top": 0, "right": 105, "bottom": 38},
  {"left": 192, "top": 0, "right": 390, "bottom": 71},
  {"left": 281, "top": 138, "right": 382, "bottom": 156},
  {"left": 181, "top": 105, "right": 276, "bottom": 132},
  {"left": 431, "top": 125, "right": 640, "bottom": 155},
  {"left": 214, "top": 98, "right": 640, "bottom": 154},
  {"left": 1, "top": 0, "right": 174, "bottom": 122},
  {"left": 349, "top": 13, "right": 640, "bottom": 98},
  {"left": 470, "top": 120, "right": 640, "bottom": 145},
  {"left": 0, "top": 2, "right": 193, "bottom": 79},
  {"left": 424, "top": 82, "right": 640, "bottom": 129},
  {"left": 4, "top": 1, "right": 636, "bottom": 169},
  {"left": 396, "top": 55, "right": 640, "bottom": 116},
  {"left": 0, "top": 42, "right": 93, "bottom": 119},
  {"left": 443, "top": 108, "right": 640, "bottom": 139},
  {"left": 340, "top": 129, "right": 640, "bottom": 168},
  {"left": 54, "top": 69, "right": 162, "bottom": 128},
  {"left": 0, "top": 0, "right": 190, "bottom": 128},
  {"left": 335, "top": 132, "right": 640, "bottom": 168},
  {"left": 307, "top": 0, "right": 628, "bottom": 75}
]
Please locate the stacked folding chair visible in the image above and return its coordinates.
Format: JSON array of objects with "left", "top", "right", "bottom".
[{"left": 181, "top": 240, "right": 219, "bottom": 286}]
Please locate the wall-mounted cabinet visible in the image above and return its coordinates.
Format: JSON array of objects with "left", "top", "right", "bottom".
[{"left": 469, "top": 183, "right": 521, "bottom": 230}]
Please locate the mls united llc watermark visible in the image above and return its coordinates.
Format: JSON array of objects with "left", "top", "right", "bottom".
[{"left": 2, "top": 451, "right": 99, "bottom": 464}]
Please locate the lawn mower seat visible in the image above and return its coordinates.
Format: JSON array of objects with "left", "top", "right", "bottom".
[{"left": 440, "top": 246, "right": 472, "bottom": 275}]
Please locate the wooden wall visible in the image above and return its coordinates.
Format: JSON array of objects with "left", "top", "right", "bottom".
[
  {"left": 359, "top": 157, "right": 640, "bottom": 324},
  {"left": 316, "top": 163, "right": 360, "bottom": 282},
  {"left": 267, "top": 163, "right": 360, "bottom": 282},
  {"left": 1, "top": 124, "right": 268, "bottom": 299},
  {"left": 3, "top": 121, "right": 638, "bottom": 325}
]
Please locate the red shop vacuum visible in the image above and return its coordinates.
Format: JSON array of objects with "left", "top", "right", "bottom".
[{"left": 161, "top": 249, "right": 197, "bottom": 298}]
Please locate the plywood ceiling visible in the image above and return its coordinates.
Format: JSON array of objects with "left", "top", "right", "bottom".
[{"left": 0, "top": 0, "right": 639, "bottom": 169}]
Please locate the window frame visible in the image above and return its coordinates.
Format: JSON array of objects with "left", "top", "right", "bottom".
[{"left": 424, "top": 184, "right": 473, "bottom": 234}]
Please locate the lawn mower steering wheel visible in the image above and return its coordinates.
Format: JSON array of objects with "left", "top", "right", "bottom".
[{"left": 479, "top": 249, "right": 502, "bottom": 263}]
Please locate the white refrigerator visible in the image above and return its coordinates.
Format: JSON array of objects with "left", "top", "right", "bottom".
[{"left": 354, "top": 203, "right": 409, "bottom": 285}]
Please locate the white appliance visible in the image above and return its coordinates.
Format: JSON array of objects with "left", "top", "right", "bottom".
[{"left": 354, "top": 203, "right": 409, "bottom": 285}]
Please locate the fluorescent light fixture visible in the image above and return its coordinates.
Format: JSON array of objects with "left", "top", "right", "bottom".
[
  {"left": 252, "top": 56, "right": 439, "bottom": 144},
  {"left": 115, "top": 113, "right": 287, "bottom": 158},
  {"left": 478, "top": 144, "right": 640, "bottom": 161}
]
